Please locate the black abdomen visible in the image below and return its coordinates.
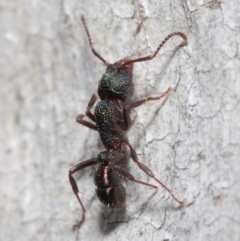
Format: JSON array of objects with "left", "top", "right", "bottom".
[
  {"left": 96, "top": 185, "right": 125, "bottom": 208},
  {"left": 94, "top": 164, "right": 125, "bottom": 208}
]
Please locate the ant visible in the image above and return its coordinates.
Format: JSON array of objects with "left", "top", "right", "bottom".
[{"left": 69, "top": 15, "right": 187, "bottom": 230}]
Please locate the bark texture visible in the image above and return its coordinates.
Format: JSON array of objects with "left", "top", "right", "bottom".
[{"left": 1, "top": 0, "right": 240, "bottom": 241}]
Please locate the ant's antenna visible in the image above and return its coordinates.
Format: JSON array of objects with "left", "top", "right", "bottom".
[
  {"left": 118, "top": 32, "right": 187, "bottom": 70},
  {"left": 81, "top": 15, "right": 109, "bottom": 66}
]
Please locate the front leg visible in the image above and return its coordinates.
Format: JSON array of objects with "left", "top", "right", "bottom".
[
  {"left": 122, "top": 87, "right": 171, "bottom": 130},
  {"left": 85, "top": 92, "right": 98, "bottom": 122},
  {"left": 76, "top": 114, "right": 98, "bottom": 131},
  {"left": 76, "top": 92, "right": 99, "bottom": 131}
]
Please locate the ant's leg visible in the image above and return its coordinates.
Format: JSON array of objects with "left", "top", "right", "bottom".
[
  {"left": 76, "top": 114, "right": 98, "bottom": 131},
  {"left": 76, "top": 92, "right": 99, "bottom": 131},
  {"left": 125, "top": 141, "right": 184, "bottom": 206},
  {"left": 123, "top": 87, "right": 171, "bottom": 130},
  {"left": 109, "top": 163, "right": 158, "bottom": 189},
  {"left": 69, "top": 158, "right": 99, "bottom": 230},
  {"left": 85, "top": 92, "right": 98, "bottom": 122}
]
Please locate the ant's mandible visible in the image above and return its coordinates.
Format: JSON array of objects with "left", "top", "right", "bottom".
[{"left": 69, "top": 15, "right": 187, "bottom": 230}]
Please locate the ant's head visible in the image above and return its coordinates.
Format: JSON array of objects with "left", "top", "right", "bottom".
[
  {"left": 98, "top": 59, "right": 133, "bottom": 101},
  {"left": 81, "top": 15, "right": 187, "bottom": 101}
]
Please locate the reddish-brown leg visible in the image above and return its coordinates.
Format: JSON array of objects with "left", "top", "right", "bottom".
[
  {"left": 109, "top": 163, "right": 158, "bottom": 189},
  {"left": 69, "top": 158, "right": 99, "bottom": 230},
  {"left": 125, "top": 141, "right": 184, "bottom": 206},
  {"left": 85, "top": 92, "right": 98, "bottom": 122},
  {"left": 123, "top": 87, "right": 171, "bottom": 130},
  {"left": 76, "top": 93, "right": 99, "bottom": 130},
  {"left": 76, "top": 114, "right": 98, "bottom": 131}
]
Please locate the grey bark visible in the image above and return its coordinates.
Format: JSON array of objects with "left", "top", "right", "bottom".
[{"left": 1, "top": 0, "right": 240, "bottom": 241}]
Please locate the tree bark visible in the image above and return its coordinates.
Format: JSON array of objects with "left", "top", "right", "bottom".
[{"left": 1, "top": 0, "right": 240, "bottom": 241}]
